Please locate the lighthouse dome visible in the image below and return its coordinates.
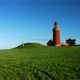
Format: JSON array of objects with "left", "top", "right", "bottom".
[{"left": 53, "top": 21, "right": 60, "bottom": 30}]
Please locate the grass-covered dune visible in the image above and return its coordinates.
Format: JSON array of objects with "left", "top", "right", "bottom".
[{"left": 0, "top": 43, "right": 80, "bottom": 80}]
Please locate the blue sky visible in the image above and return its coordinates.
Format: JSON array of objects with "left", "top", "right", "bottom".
[{"left": 0, "top": 0, "right": 80, "bottom": 49}]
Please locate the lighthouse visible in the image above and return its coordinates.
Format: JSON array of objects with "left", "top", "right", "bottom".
[{"left": 53, "top": 21, "right": 61, "bottom": 46}]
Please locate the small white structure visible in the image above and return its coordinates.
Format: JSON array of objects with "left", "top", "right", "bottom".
[
  {"left": 22, "top": 42, "right": 24, "bottom": 47},
  {"left": 61, "top": 42, "right": 69, "bottom": 46}
]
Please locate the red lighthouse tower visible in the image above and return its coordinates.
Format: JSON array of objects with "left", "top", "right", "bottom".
[{"left": 53, "top": 21, "right": 61, "bottom": 46}]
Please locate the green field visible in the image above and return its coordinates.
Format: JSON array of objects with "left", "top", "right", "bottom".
[{"left": 0, "top": 43, "right": 80, "bottom": 80}]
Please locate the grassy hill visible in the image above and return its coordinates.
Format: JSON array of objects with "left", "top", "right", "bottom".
[
  {"left": 0, "top": 43, "right": 80, "bottom": 80},
  {"left": 16, "top": 43, "right": 46, "bottom": 48}
]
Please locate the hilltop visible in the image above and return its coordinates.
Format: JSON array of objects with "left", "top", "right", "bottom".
[{"left": 15, "top": 43, "right": 46, "bottom": 49}]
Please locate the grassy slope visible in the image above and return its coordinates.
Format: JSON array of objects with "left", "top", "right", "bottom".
[
  {"left": 0, "top": 43, "right": 80, "bottom": 80},
  {"left": 15, "top": 43, "right": 45, "bottom": 48}
]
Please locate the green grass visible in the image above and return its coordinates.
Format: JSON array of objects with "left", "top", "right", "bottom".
[
  {"left": 0, "top": 43, "right": 80, "bottom": 80},
  {"left": 16, "top": 43, "right": 45, "bottom": 48}
]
